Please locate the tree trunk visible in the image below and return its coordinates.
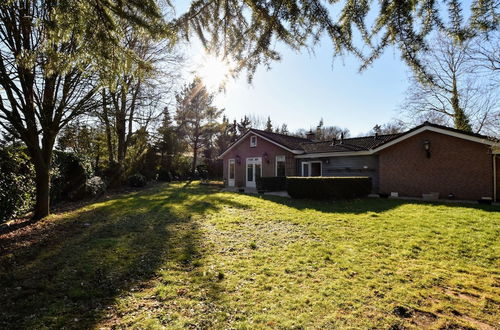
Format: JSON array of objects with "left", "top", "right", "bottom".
[
  {"left": 102, "top": 89, "right": 114, "bottom": 164},
  {"left": 33, "top": 161, "right": 50, "bottom": 220},
  {"left": 29, "top": 139, "right": 55, "bottom": 220},
  {"left": 192, "top": 145, "right": 198, "bottom": 175}
]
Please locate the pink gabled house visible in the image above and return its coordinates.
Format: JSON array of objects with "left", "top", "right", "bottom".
[{"left": 218, "top": 122, "right": 500, "bottom": 201}]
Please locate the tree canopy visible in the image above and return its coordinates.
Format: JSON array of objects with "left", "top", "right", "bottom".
[{"left": 177, "top": 0, "right": 498, "bottom": 80}]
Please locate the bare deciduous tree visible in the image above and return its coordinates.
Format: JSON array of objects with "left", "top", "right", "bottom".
[
  {"left": 401, "top": 32, "right": 499, "bottom": 135},
  {"left": 98, "top": 31, "right": 184, "bottom": 178}
]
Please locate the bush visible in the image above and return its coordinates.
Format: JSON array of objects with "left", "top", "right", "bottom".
[
  {"left": 286, "top": 177, "right": 371, "bottom": 199},
  {"left": 85, "top": 176, "right": 107, "bottom": 197},
  {"left": 0, "top": 147, "right": 35, "bottom": 223},
  {"left": 256, "top": 176, "right": 287, "bottom": 192},
  {"left": 51, "top": 151, "right": 93, "bottom": 203},
  {"left": 157, "top": 168, "right": 172, "bottom": 182},
  {"left": 128, "top": 173, "right": 147, "bottom": 187},
  {"left": 101, "top": 161, "right": 122, "bottom": 188}
]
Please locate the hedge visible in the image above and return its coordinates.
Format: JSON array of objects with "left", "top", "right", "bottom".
[
  {"left": 286, "top": 177, "right": 372, "bottom": 199},
  {"left": 256, "top": 176, "right": 287, "bottom": 192},
  {"left": 0, "top": 147, "right": 36, "bottom": 223}
]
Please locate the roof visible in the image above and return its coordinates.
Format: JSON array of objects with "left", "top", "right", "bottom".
[
  {"left": 405, "top": 121, "right": 498, "bottom": 142},
  {"left": 249, "top": 128, "right": 310, "bottom": 150},
  {"left": 218, "top": 122, "right": 498, "bottom": 159},
  {"left": 218, "top": 128, "right": 309, "bottom": 158},
  {"left": 299, "top": 133, "right": 402, "bottom": 154}
]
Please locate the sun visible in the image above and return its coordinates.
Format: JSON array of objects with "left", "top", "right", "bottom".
[{"left": 195, "top": 54, "right": 233, "bottom": 90}]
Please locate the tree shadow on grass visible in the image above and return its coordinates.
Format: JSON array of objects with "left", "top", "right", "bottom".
[
  {"left": 0, "top": 182, "right": 246, "bottom": 329},
  {"left": 257, "top": 194, "right": 500, "bottom": 215}
]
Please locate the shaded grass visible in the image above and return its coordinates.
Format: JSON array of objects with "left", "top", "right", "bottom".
[{"left": 1, "top": 182, "right": 499, "bottom": 329}]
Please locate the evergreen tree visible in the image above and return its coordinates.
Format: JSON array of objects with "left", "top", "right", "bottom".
[
  {"left": 238, "top": 116, "right": 251, "bottom": 135},
  {"left": 175, "top": 78, "right": 223, "bottom": 174},
  {"left": 156, "top": 108, "right": 182, "bottom": 180},
  {"left": 265, "top": 117, "right": 273, "bottom": 132},
  {"left": 178, "top": 0, "right": 497, "bottom": 80}
]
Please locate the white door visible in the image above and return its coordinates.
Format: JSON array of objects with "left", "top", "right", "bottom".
[
  {"left": 228, "top": 159, "right": 235, "bottom": 187},
  {"left": 246, "top": 157, "right": 262, "bottom": 188}
]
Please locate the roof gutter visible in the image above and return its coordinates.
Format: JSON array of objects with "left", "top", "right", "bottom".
[{"left": 295, "top": 150, "right": 373, "bottom": 158}]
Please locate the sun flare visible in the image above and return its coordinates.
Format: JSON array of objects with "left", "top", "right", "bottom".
[{"left": 195, "top": 54, "right": 233, "bottom": 90}]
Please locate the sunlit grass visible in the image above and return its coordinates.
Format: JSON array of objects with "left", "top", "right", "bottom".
[{"left": 1, "top": 182, "right": 499, "bottom": 329}]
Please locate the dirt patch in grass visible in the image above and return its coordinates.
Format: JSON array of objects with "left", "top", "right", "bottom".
[
  {"left": 413, "top": 309, "right": 439, "bottom": 327},
  {"left": 442, "top": 287, "right": 482, "bottom": 303}
]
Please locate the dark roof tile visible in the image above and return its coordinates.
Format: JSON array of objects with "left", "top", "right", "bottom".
[
  {"left": 250, "top": 128, "right": 310, "bottom": 150},
  {"left": 299, "top": 133, "right": 403, "bottom": 153}
]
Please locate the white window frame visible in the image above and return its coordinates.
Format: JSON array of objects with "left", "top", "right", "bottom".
[
  {"left": 275, "top": 155, "right": 286, "bottom": 176},
  {"left": 228, "top": 159, "right": 235, "bottom": 186},
  {"left": 250, "top": 135, "right": 257, "bottom": 147},
  {"left": 246, "top": 157, "right": 262, "bottom": 188},
  {"left": 301, "top": 161, "right": 322, "bottom": 177}
]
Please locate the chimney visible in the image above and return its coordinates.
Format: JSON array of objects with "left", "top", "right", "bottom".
[
  {"left": 374, "top": 132, "right": 378, "bottom": 140},
  {"left": 306, "top": 130, "right": 316, "bottom": 141}
]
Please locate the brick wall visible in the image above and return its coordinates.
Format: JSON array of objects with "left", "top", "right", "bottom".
[
  {"left": 378, "top": 131, "right": 494, "bottom": 200},
  {"left": 221, "top": 134, "right": 296, "bottom": 187}
]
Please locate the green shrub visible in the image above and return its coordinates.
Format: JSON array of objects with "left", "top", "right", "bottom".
[
  {"left": 286, "top": 177, "right": 371, "bottom": 199},
  {"left": 256, "top": 176, "right": 287, "bottom": 192},
  {"left": 86, "top": 176, "right": 107, "bottom": 197},
  {"left": 128, "top": 173, "right": 147, "bottom": 187},
  {"left": 0, "top": 147, "right": 36, "bottom": 223},
  {"left": 158, "top": 168, "right": 172, "bottom": 182},
  {"left": 101, "top": 161, "right": 122, "bottom": 188},
  {"left": 51, "top": 151, "right": 93, "bottom": 203}
]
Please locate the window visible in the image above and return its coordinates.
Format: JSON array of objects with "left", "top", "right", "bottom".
[
  {"left": 229, "top": 160, "right": 235, "bottom": 179},
  {"left": 247, "top": 163, "right": 253, "bottom": 181},
  {"left": 276, "top": 155, "right": 286, "bottom": 176},
  {"left": 250, "top": 136, "right": 257, "bottom": 147},
  {"left": 301, "top": 161, "right": 322, "bottom": 177}
]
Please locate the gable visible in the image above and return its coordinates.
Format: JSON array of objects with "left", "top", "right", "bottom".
[
  {"left": 373, "top": 125, "right": 496, "bottom": 153},
  {"left": 218, "top": 130, "right": 305, "bottom": 159}
]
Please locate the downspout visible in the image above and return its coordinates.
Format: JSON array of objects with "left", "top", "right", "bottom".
[{"left": 494, "top": 155, "right": 497, "bottom": 202}]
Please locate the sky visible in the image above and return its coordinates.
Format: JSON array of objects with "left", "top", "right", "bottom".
[{"left": 175, "top": 3, "right": 412, "bottom": 136}]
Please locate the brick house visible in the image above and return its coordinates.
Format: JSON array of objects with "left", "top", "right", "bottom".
[{"left": 219, "top": 122, "right": 500, "bottom": 201}]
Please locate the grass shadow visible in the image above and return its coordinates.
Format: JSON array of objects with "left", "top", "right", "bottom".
[
  {"left": 0, "top": 182, "right": 246, "bottom": 329},
  {"left": 256, "top": 194, "right": 500, "bottom": 215}
]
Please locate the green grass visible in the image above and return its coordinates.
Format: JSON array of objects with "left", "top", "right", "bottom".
[{"left": 1, "top": 182, "right": 499, "bottom": 329}]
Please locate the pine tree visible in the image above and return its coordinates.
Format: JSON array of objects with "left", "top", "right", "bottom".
[
  {"left": 175, "top": 77, "right": 223, "bottom": 174},
  {"left": 178, "top": 0, "right": 497, "bottom": 80},
  {"left": 265, "top": 117, "right": 273, "bottom": 132},
  {"left": 238, "top": 116, "right": 251, "bottom": 135}
]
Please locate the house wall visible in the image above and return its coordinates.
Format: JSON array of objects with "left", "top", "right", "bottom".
[
  {"left": 378, "top": 131, "right": 493, "bottom": 200},
  {"left": 296, "top": 155, "right": 380, "bottom": 191},
  {"left": 222, "top": 134, "right": 296, "bottom": 187},
  {"left": 324, "top": 155, "right": 379, "bottom": 192}
]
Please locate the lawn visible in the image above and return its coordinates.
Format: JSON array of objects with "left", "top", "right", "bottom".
[{"left": 1, "top": 182, "right": 499, "bottom": 329}]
